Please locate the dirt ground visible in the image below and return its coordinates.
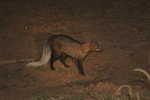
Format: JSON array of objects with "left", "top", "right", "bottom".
[{"left": 0, "top": 0, "right": 150, "bottom": 100}]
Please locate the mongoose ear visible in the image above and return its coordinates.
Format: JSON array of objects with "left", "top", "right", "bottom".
[
  {"left": 91, "top": 41, "right": 97, "bottom": 46},
  {"left": 91, "top": 41, "right": 103, "bottom": 52}
]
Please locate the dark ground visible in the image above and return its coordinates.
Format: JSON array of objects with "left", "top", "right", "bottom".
[{"left": 0, "top": 0, "right": 150, "bottom": 100}]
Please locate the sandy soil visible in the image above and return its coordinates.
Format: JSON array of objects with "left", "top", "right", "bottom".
[{"left": 0, "top": 0, "right": 150, "bottom": 100}]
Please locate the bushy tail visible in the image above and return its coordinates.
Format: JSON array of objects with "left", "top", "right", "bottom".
[{"left": 25, "top": 44, "right": 51, "bottom": 67}]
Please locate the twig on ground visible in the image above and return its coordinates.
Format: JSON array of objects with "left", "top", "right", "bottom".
[
  {"left": 116, "top": 85, "right": 133, "bottom": 99},
  {"left": 0, "top": 58, "right": 35, "bottom": 65},
  {"left": 134, "top": 68, "right": 150, "bottom": 83}
]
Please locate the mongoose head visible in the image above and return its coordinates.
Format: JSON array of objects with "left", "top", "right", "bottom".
[{"left": 91, "top": 41, "right": 103, "bottom": 52}]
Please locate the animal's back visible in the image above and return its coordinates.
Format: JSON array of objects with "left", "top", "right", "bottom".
[{"left": 50, "top": 35, "right": 82, "bottom": 58}]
